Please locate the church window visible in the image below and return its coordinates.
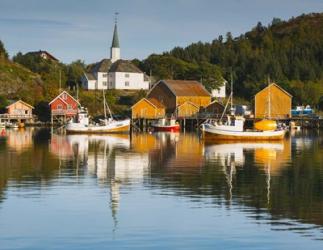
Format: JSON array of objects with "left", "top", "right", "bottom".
[
  {"left": 125, "top": 73, "right": 130, "bottom": 78},
  {"left": 125, "top": 81, "right": 129, "bottom": 86}
]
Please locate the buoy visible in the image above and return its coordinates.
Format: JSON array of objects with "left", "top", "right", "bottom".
[{"left": 254, "top": 119, "right": 277, "bottom": 131}]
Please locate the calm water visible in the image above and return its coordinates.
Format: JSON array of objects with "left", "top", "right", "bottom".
[{"left": 0, "top": 128, "right": 323, "bottom": 249}]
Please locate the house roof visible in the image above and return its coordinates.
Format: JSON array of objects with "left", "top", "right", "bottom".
[
  {"left": 147, "top": 98, "right": 165, "bottom": 109},
  {"left": 207, "top": 100, "right": 225, "bottom": 108},
  {"left": 109, "top": 60, "right": 143, "bottom": 73},
  {"left": 255, "top": 83, "right": 292, "bottom": 98},
  {"left": 91, "top": 59, "right": 112, "bottom": 72},
  {"left": 84, "top": 72, "right": 96, "bottom": 81},
  {"left": 177, "top": 101, "right": 199, "bottom": 108},
  {"left": 6, "top": 100, "right": 34, "bottom": 109},
  {"left": 27, "top": 50, "right": 59, "bottom": 61},
  {"left": 49, "top": 91, "right": 80, "bottom": 105},
  {"left": 153, "top": 80, "right": 211, "bottom": 97},
  {"left": 131, "top": 98, "right": 165, "bottom": 109}
]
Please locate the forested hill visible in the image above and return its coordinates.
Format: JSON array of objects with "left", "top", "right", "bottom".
[{"left": 138, "top": 13, "right": 323, "bottom": 107}]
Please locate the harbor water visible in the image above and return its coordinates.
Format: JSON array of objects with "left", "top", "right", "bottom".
[{"left": 0, "top": 128, "right": 323, "bottom": 249}]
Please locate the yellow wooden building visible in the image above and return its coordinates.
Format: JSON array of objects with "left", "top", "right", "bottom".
[
  {"left": 254, "top": 83, "right": 292, "bottom": 119},
  {"left": 131, "top": 98, "right": 165, "bottom": 119},
  {"left": 148, "top": 80, "right": 211, "bottom": 114},
  {"left": 176, "top": 101, "right": 199, "bottom": 118}
]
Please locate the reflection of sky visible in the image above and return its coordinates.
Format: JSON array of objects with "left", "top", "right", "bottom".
[{"left": 1, "top": 181, "right": 323, "bottom": 249}]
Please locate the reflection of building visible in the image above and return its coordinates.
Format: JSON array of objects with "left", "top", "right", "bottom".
[{"left": 6, "top": 128, "right": 34, "bottom": 153}]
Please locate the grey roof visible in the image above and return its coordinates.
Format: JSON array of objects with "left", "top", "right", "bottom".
[
  {"left": 111, "top": 24, "right": 120, "bottom": 48},
  {"left": 85, "top": 72, "right": 96, "bottom": 80},
  {"left": 91, "top": 59, "right": 112, "bottom": 73},
  {"left": 109, "top": 60, "right": 143, "bottom": 73}
]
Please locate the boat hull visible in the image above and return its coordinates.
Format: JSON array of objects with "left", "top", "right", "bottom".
[
  {"left": 202, "top": 125, "right": 286, "bottom": 141},
  {"left": 66, "top": 120, "right": 130, "bottom": 134},
  {"left": 151, "top": 124, "right": 180, "bottom": 132}
]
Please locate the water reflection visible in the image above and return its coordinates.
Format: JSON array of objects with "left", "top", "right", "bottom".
[{"left": 0, "top": 128, "right": 323, "bottom": 247}]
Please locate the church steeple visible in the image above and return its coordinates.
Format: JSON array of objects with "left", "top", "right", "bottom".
[
  {"left": 110, "top": 13, "right": 120, "bottom": 63},
  {"left": 111, "top": 23, "right": 120, "bottom": 48}
]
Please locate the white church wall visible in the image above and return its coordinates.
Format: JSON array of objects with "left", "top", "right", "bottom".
[
  {"left": 114, "top": 72, "right": 149, "bottom": 90},
  {"left": 96, "top": 72, "right": 108, "bottom": 90}
]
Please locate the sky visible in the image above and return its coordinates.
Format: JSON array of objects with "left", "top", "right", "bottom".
[{"left": 0, "top": 0, "right": 323, "bottom": 64}]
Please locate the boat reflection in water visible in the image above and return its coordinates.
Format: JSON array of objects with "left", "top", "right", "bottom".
[
  {"left": 50, "top": 132, "right": 150, "bottom": 224},
  {"left": 1, "top": 129, "right": 323, "bottom": 248},
  {"left": 204, "top": 139, "right": 291, "bottom": 203}
]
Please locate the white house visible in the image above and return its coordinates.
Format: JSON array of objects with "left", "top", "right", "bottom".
[
  {"left": 82, "top": 21, "right": 149, "bottom": 90},
  {"left": 211, "top": 80, "right": 226, "bottom": 99}
]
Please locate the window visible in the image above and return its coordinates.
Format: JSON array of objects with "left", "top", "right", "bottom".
[
  {"left": 125, "top": 81, "right": 129, "bottom": 87},
  {"left": 67, "top": 104, "right": 72, "bottom": 110},
  {"left": 25, "top": 110, "right": 28, "bottom": 115},
  {"left": 125, "top": 73, "right": 130, "bottom": 78},
  {"left": 102, "top": 73, "right": 108, "bottom": 78},
  {"left": 103, "top": 81, "right": 107, "bottom": 86},
  {"left": 62, "top": 93, "right": 67, "bottom": 100},
  {"left": 57, "top": 104, "right": 63, "bottom": 110}
]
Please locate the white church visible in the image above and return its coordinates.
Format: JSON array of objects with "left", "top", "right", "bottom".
[{"left": 82, "top": 22, "right": 150, "bottom": 90}]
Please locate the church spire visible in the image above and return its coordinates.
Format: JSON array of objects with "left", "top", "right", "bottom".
[
  {"left": 111, "top": 23, "right": 120, "bottom": 48},
  {"left": 110, "top": 12, "right": 120, "bottom": 63}
]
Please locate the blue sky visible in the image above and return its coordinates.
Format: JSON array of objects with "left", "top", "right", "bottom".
[{"left": 0, "top": 0, "right": 322, "bottom": 63}]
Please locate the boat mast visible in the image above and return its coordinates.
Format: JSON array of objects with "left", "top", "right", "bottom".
[
  {"left": 103, "top": 89, "right": 107, "bottom": 120},
  {"left": 268, "top": 76, "right": 271, "bottom": 120},
  {"left": 230, "top": 71, "right": 233, "bottom": 115}
]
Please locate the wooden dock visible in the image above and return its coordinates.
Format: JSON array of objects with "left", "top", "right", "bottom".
[{"left": 132, "top": 114, "right": 323, "bottom": 132}]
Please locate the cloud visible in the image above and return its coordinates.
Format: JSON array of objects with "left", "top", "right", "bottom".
[{"left": 0, "top": 18, "right": 73, "bottom": 28}]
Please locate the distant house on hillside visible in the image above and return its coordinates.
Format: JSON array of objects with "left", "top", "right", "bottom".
[
  {"left": 81, "top": 22, "right": 149, "bottom": 90},
  {"left": 254, "top": 83, "right": 292, "bottom": 119},
  {"left": 49, "top": 91, "right": 79, "bottom": 123},
  {"left": 26, "top": 50, "right": 59, "bottom": 62},
  {"left": 211, "top": 80, "right": 226, "bottom": 99}
]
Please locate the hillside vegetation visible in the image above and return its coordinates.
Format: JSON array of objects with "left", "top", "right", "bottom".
[
  {"left": 0, "top": 12, "right": 323, "bottom": 117},
  {"left": 138, "top": 13, "right": 323, "bottom": 108}
]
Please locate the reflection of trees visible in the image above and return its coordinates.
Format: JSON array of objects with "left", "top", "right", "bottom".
[
  {"left": 0, "top": 129, "right": 65, "bottom": 204},
  {"left": 148, "top": 135, "right": 323, "bottom": 232}
]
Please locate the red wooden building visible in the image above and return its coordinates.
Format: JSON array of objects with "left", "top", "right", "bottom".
[{"left": 49, "top": 91, "right": 79, "bottom": 123}]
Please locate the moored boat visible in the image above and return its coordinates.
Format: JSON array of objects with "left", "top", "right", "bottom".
[
  {"left": 66, "top": 89, "right": 130, "bottom": 134},
  {"left": 66, "top": 107, "right": 130, "bottom": 134},
  {"left": 151, "top": 118, "right": 180, "bottom": 132},
  {"left": 201, "top": 75, "right": 286, "bottom": 141},
  {"left": 201, "top": 117, "right": 286, "bottom": 140}
]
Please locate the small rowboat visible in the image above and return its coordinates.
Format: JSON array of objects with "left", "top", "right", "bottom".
[{"left": 151, "top": 118, "right": 180, "bottom": 132}]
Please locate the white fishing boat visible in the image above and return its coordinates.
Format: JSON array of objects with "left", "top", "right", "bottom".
[
  {"left": 5, "top": 122, "right": 19, "bottom": 129},
  {"left": 201, "top": 76, "right": 286, "bottom": 141},
  {"left": 66, "top": 91, "right": 130, "bottom": 134}
]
